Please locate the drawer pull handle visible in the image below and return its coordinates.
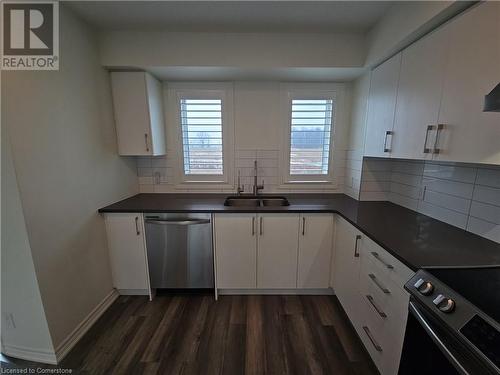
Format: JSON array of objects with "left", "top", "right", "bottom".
[
  {"left": 366, "top": 295, "right": 387, "bottom": 318},
  {"left": 433, "top": 124, "right": 444, "bottom": 154},
  {"left": 259, "top": 217, "right": 263, "bottom": 236},
  {"left": 362, "top": 326, "right": 383, "bottom": 352},
  {"left": 423, "top": 125, "right": 434, "bottom": 154},
  {"left": 354, "top": 235, "right": 361, "bottom": 258},
  {"left": 383, "top": 130, "right": 393, "bottom": 153},
  {"left": 135, "top": 216, "right": 140, "bottom": 235},
  {"left": 302, "top": 217, "right": 306, "bottom": 236},
  {"left": 144, "top": 133, "right": 150, "bottom": 152},
  {"left": 371, "top": 252, "right": 394, "bottom": 269},
  {"left": 252, "top": 217, "right": 255, "bottom": 236},
  {"left": 368, "top": 273, "right": 391, "bottom": 294}
]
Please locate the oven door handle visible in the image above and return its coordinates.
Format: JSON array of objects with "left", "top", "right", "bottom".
[{"left": 409, "top": 302, "right": 470, "bottom": 375}]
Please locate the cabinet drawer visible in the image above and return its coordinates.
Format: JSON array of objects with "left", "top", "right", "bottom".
[{"left": 361, "top": 236, "right": 413, "bottom": 290}]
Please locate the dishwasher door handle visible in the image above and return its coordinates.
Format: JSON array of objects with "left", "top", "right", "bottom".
[{"left": 145, "top": 219, "right": 211, "bottom": 226}]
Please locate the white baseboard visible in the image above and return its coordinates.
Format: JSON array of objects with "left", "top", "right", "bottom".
[
  {"left": 218, "top": 288, "right": 334, "bottom": 295},
  {"left": 54, "top": 289, "right": 119, "bottom": 363},
  {"left": 2, "top": 344, "right": 58, "bottom": 365}
]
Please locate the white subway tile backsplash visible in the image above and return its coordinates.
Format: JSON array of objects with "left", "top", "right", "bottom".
[
  {"left": 137, "top": 167, "right": 153, "bottom": 177},
  {"left": 151, "top": 156, "right": 168, "bottom": 168},
  {"left": 469, "top": 201, "right": 500, "bottom": 224},
  {"left": 423, "top": 163, "right": 476, "bottom": 183},
  {"left": 390, "top": 182, "right": 421, "bottom": 200},
  {"left": 467, "top": 217, "right": 500, "bottom": 243},
  {"left": 361, "top": 157, "right": 500, "bottom": 243},
  {"left": 422, "top": 177, "right": 474, "bottom": 199},
  {"left": 136, "top": 157, "right": 152, "bottom": 168},
  {"left": 392, "top": 172, "right": 422, "bottom": 187},
  {"left": 418, "top": 200, "right": 468, "bottom": 229},
  {"left": 476, "top": 168, "right": 500, "bottom": 189},
  {"left": 472, "top": 185, "right": 500, "bottom": 207},
  {"left": 422, "top": 189, "right": 471, "bottom": 214}
]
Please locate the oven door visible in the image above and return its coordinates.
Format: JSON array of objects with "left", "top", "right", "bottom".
[{"left": 399, "top": 299, "right": 495, "bottom": 375}]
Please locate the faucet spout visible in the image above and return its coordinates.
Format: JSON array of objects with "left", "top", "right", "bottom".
[{"left": 253, "top": 160, "right": 264, "bottom": 195}]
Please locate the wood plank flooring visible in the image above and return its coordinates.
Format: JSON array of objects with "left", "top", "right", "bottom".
[{"left": 1, "top": 295, "right": 378, "bottom": 375}]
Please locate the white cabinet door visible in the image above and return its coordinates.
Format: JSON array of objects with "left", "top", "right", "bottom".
[
  {"left": 214, "top": 214, "right": 257, "bottom": 289},
  {"left": 111, "top": 72, "right": 166, "bottom": 156},
  {"left": 364, "top": 53, "right": 401, "bottom": 158},
  {"left": 434, "top": 2, "right": 500, "bottom": 165},
  {"left": 297, "top": 214, "right": 333, "bottom": 288},
  {"left": 332, "top": 216, "right": 363, "bottom": 321},
  {"left": 392, "top": 26, "right": 450, "bottom": 160},
  {"left": 257, "top": 214, "right": 299, "bottom": 289},
  {"left": 105, "top": 213, "right": 151, "bottom": 294}
]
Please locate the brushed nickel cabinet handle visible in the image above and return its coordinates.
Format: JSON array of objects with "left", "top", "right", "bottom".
[
  {"left": 383, "top": 130, "right": 393, "bottom": 153},
  {"left": 362, "top": 326, "right": 383, "bottom": 352},
  {"left": 368, "top": 273, "right": 391, "bottom": 294},
  {"left": 135, "top": 216, "right": 140, "bottom": 235},
  {"left": 259, "top": 217, "right": 263, "bottom": 236},
  {"left": 366, "top": 295, "right": 387, "bottom": 318},
  {"left": 433, "top": 124, "right": 444, "bottom": 154},
  {"left": 371, "top": 252, "right": 394, "bottom": 269},
  {"left": 144, "top": 133, "right": 150, "bottom": 152},
  {"left": 423, "top": 125, "right": 434, "bottom": 154},
  {"left": 252, "top": 217, "right": 255, "bottom": 236},
  {"left": 354, "top": 235, "right": 362, "bottom": 258},
  {"left": 302, "top": 217, "right": 306, "bottom": 236}
]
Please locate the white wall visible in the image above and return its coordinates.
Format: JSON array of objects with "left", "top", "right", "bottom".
[
  {"left": 1, "top": 130, "right": 56, "bottom": 363},
  {"left": 1, "top": 4, "right": 139, "bottom": 351},
  {"left": 365, "top": 1, "right": 472, "bottom": 67},
  {"left": 344, "top": 73, "right": 370, "bottom": 199},
  {"left": 99, "top": 31, "right": 366, "bottom": 70},
  {"left": 136, "top": 81, "right": 351, "bottom": 193}
]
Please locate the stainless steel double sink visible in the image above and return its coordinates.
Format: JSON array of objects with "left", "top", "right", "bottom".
[{"left": 224, "top": 196, "right": 290, "bottom": 207}]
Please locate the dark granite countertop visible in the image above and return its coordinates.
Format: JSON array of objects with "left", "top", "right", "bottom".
[{"left": 99, "top": 193, "right": 500, "bottom": 271}]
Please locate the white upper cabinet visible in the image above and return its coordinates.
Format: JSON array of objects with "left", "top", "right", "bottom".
[
  {"left": 297, "top": 214, "right": 333, "bottom": 288},
  {"left": 110, "top": 72, "right": 166, "bottom": 156},
  {"left": 434, "top": 2, "right": 500, "bottom": 164},
  {"left": 391, "top": 26, "right": 450, "bottom": 160},
  {"left": 257, "top": 214, "right": 299, "bottom": 289},
  {"left": 214, "top": 214, "right": 257, "bottom": 289},
  {"left": 364, "top": 53, "right": 401, "bottom": 158}
]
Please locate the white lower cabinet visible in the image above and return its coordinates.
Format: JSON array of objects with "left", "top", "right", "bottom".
[
  {"left": 334, "top": 218, "right": 413, "bottom": 375},
  {"left": 297, "top": 214, "right": 333, "bottom": 288},
  {"left": 332, "top": 216, "right": 363, "bottom": 322},
  {"left": 214, "top": 213, "right": 332, "bottom": 290},
  {"left": 104, "top": 213, "right": 151, "bottom": 297},
  {"left": 214, "top": 214, "right": 257, "bottom": 289}
]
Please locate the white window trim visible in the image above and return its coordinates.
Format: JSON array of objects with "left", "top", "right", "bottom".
[
  {"left": 167, "top": 82, "right": 235, "bottom": 190},
  {"left": 279, "top": 83, "right": 345, "bottom": 189}
]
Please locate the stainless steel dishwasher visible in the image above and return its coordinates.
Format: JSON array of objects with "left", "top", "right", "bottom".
[{"left": 144, "top": 213, "right": 214, "bottom": 290}]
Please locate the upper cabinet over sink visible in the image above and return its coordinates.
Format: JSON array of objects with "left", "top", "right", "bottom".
[
  {"left": 364, "top": 2, "right": 500, "bottom": 165},
  {"left": 110, "top": 71, "right": 166, "bottom": 156}
]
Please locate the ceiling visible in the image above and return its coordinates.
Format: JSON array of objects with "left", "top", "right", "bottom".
[{"left": 66, "top": 1, "right": 393, "bottom": 34}]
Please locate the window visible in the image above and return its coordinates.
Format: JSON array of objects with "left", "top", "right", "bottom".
[
  {"left": 289, "top": 99, "right": 334, "bottom": 176},
  {"left": 180, "top": 99, "right": 223, "bottom": 175},
  {"left": 169, "top": 83, "right": 234, "bottom": 187}
]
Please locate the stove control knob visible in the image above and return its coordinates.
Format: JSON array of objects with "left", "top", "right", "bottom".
[
  {"left": 433, "top": 294, "right": 455, "bottom": 313},
  {"left": 414, "top": 278, "right": 434, "bottom": 295}
]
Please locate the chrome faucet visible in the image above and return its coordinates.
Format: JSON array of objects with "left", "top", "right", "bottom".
[
  {"left": 237, "top": 170, "right": 244, "bottom": 195},
  {"left": 253, "top": 160, "right": 264, "bottom": 195}
]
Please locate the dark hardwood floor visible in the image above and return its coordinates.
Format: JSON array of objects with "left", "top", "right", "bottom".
[{"left": 1, "top": 295, "right": 378, "bottom": 375}]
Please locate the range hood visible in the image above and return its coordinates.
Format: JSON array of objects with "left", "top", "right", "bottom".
[{"left": 483, "top": 83, "right": 500, "bottom": 112}]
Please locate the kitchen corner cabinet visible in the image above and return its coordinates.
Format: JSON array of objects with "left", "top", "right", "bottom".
[
  {"left": 297, "top": 214, "right": 333, "bottom": 288},
  {"left": 332, "top": 216, "right": 363, "bottom": 322},
  {"left": 364, "top": 53, "right": 401, "bottom": 158},
  {"left": 110, "top": 72, "right": 166, "bottom": 156},
  {"left": 104, "top": 213, "right": 151, "bottom": 297}
]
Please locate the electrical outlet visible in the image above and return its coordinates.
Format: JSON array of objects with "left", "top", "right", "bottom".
[{"left": 3, "top": 313, "right": 16, "bottom": 329}]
